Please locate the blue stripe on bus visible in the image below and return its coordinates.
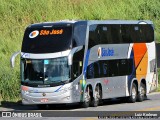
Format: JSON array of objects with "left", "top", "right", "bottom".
[
  {"left": 128, "top": 49, "right": 136, "bottom": 81},
  {"left": 54, "top": 85, "right": 64, "bottom": 92},
  {"left": 83, "top": 49, "right": 90, "bottom": 79}
]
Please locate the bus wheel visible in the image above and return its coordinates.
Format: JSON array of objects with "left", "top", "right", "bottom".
[
  {"left": 128, "top": 83, "right": 137, "bottom": 103},
  {"left": 81, "top": 86, "right": 91, "bottom": 108},
  {"left": 137, "top": 83, "right": 146, "bottom": 102},
  {"left": 91, "top": 85, "right": 101, "bottom": 107}
]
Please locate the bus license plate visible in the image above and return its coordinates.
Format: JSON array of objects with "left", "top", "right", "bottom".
[{"left": 41, "top": 98, "right": 48, "bottom": 103}]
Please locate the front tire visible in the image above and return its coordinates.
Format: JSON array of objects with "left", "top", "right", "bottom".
[
  {"left": 81, "top": 86, "right": 91, "bottom": 108},
  {"left": 128, "top": 83, "right": 137, "bottom": 103}
]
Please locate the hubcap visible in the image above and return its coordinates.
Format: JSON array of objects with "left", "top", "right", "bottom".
[
  {"left": 132, "top": 87, "right": 136, "bottom": 99},
  {"left": 95, "top": 86, "right": 100, "bottom": 101},
  {"left": 140, "top": 86, "right": 145, "bottom": 97},
  {"left": 95, "top": 91, "right": 100, "bottom": 101},
  {"left": 84, "top": 87, "right": 90, "bottom": 102}
]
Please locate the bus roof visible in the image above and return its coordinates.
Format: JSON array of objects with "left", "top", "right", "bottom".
[
  {"left": 28, "top": 20, "right": 153, "bottom": 28},
  {"left": 87, "top": 20, "right": 153, "bottom": 25}
]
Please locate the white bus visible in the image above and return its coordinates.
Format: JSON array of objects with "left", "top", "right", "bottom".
[{"left": 11, "top": 20, "right": 158, "bottom": 109}]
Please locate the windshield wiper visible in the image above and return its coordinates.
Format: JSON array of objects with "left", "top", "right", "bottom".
[{"left": 59, "top": 80, "right": 69, "bottom": 84}]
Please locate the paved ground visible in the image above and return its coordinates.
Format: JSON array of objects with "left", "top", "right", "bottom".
[{"left": 0, "top": 92, "right": 160, "bottom": 120}]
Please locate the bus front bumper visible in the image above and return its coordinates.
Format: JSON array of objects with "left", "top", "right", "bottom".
[{"left": 21, "top": 91, "right": 75, "bottom": 105}]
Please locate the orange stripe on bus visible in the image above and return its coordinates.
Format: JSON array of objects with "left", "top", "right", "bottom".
[
  {"left": 133, "top": 43, "right": 147, "bottom": 67},
  {"left": 133, "top": 43, "right": 148, "bottom": 81}
]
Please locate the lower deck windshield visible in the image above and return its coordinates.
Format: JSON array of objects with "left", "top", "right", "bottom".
[{"left": 21, "top": 57, "right": 70, "bottom": 86}]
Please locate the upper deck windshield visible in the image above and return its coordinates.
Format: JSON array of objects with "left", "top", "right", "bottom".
[
  {"left": 22, "top": 23, "right": 87, "bottom": 53},
  {"left": 22, "top": 25, "right": 72, "bottom": 53}
]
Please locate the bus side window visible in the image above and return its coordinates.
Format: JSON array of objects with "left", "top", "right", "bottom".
[
  {"left": 102, "top": 61, "right": 109, "bottom": 77},
  {"left": 94, "top": 62, "right": 100, "bottom": 78},
  {"left": 121, "top": 25, "right": 132, "bottom": 43},
  {"left": 88, "top": 24, "right": 100, "bottom": 48},
  {"left": 119, "top": 59, "right": 128, "bottom": 76},
  {"left": 87, "top": 63, "right": 94, "bottom": 79},
  {"left": 72, "top": 46, "right": 84, "bottom": 80},
  {"left": 108, "top": 60, "right": 119, "bottom": 77},
  {"left": 99, "top": 25, "right": 110, "bottom": 44},
  {"left": 72, "top": 61, "right": 79, "bottom": 79},
  {"left": 99, "top": 24, "right": 121, "bottom": 44},
  {"left": 73, "top": 25, "right": 86, "bottom": 47},
  {"left": 132, "top": 25, "right": 141, "bottom": 43},
  {"left": 110, "top": 25, "right": 121, "bottom": 44},
  {"left": 140, "top": 25, "right": 154, "bottom": 43}
]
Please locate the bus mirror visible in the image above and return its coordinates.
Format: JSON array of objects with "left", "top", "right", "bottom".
[{"left": 10, "top": 51, "right": 20, "bottom": 68}]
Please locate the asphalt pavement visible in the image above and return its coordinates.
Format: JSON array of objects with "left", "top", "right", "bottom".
[{"left": 0, "top": 92, "right": 160, "bottom": 120}]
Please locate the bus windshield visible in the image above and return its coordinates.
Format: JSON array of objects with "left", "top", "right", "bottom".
[
  {"left": 22, "top": 57, "right": 70, "bottom": 86},
  {"left": 22, "top": 26, "right": 72, "bottom": 53}
]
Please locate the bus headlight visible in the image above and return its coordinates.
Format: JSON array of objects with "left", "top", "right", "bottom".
[
  {"left": 22, "top": 90, "right": 29, "bottom": 95},
  {"left": 21, "top": 86, "right": 29, "bottom": 94}
]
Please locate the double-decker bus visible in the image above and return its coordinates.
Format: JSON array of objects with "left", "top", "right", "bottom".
[{"left": 11, "top": 20, "right": 158, "bottom": 108}]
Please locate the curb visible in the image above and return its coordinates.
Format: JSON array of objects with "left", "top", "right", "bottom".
[{"left": 148, "top": 92, "right": 160, "bottom": 95}]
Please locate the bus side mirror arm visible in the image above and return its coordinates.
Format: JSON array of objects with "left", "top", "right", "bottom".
[{"left": 10, "top": 51, "right": 21, "bottom": 68}]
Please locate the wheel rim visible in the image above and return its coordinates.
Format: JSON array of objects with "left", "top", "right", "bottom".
[
  {"left": 84, "top": 87, "right": 90, "bottom": 102},
  {"left": 140, "top": 85, "right": 145, "bottom": 97},
  {"left": 132, "top": 87, "right": 137, "bottom": 99},
  {"left": 95, "top": 86, "right": 100, "bottom": 101}
]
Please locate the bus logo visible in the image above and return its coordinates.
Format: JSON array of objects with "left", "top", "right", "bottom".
[
  {"left": 98, "top": 47, "right": 114, "bottom": 58},
  {"left": 29, "top": 30, "right": 39, "bottom": 38},
  {"left": 42, "top": 93, "right": 46, "bottom": 96},
  {"left": 98, "top": 47, "right": 102, "bottom": 58}
]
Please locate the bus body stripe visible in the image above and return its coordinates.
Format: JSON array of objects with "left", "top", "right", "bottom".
[
  {"left": 83, "top": 49, "right": 90, "bottom": 79},
  {"left": 54, "top": 85, "right": 64, "bottom": 92},
  {"left": 133, "top": 43, "right": 148, "bottom": 81}
]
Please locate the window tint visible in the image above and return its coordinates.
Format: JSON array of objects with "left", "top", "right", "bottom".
[
  {"left": 101, "top": 61, "right": 109, "bottom": 77},
  {"left": 88, "top": 24, "right": 154, "bottom": 48},
  {"left": 99, "top": 25, "right": 109, "bottom": 44},
  {"left": 86, "top": 59, "right": 133, "bottom": 79},
  {"left": 87, "top": 63, "right": 95, "bottom": 79},
  {"left": 73, "top": 25, "right": 87, "bottom": 47},
  {"left": 121, "top": 25, "right": 141, "bottom": 43},
  {"left": 140, "top": 25, "right": 154, "bottom": 43},
  {"left": 86, "top": 61, "right": 101, "bottom": 79},
  {"left": 110, "top": 25, "right": 121, "bottom": 44},
  {"left": 119, "top": 59, "right": 129, "bottom": 76},
  {"left": 22, "top": 26, "right": 72, "bottom": 53},
  {"left": 88, "top": 25, "right": 100, "bottom": 48},
  {"left": 72, "top": 47, "right": 84, "bottom": 80},
  {"left": 99, "top": 25, "right": 121, "bottom": 44},
  {"left": 94, "top": 62, "right": 101, "bottom": 78},
  {"left": 108, "top": 60, "right": 119, "bottom": 77}
]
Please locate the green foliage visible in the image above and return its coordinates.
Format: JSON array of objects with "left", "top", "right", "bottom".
[{"left": 0, "top": 0, "right": 160, "bottom": 102}]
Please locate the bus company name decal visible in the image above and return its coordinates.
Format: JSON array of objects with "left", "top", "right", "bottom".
[{"left": 98, "top": 47, "right": 114, "bottom": 58}]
